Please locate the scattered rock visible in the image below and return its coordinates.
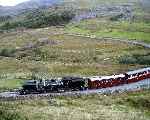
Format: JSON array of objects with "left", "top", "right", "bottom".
[{"left": 18, "top": 38, "right": 60, "bottom": 51}]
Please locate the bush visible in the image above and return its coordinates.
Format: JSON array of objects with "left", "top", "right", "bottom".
[
  {"left": 123, "top": 97, "right": 150, "bottom": 111},
  {"left": 0, "top": 48, "right": 16, "bottom": 57},
  {"left": 0, "top": 9, "right": 75, "bottom": 30},
  {"left": 110, "top": 14, "right": 124, "bottom": 21},
  {"left": 137, "top": 56, "right": 150, "bottom": 65},
  {"left": 118, "top": 53, "right": 150, "bottom": 65},
  {"left": 0, "top": 109, "right": 27, "bottom": 120},
  {"left": 118, "top": 55, "right": 137, "bottom": 64}
]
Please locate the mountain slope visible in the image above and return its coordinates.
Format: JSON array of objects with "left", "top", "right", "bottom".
[{"left": 0, "top": 0, "right": 62, "bottom": 16}]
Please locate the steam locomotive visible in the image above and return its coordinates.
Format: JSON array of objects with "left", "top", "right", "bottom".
[{"left": 20, "top": 67, "right": 150, "bottom": 95}]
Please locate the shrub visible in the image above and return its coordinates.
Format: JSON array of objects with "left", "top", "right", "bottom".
[
  {"left": 0, "top": 48, "right": 16, "bottom": 57},
  {"left": 118, "top": 53, "right": 150, "bottom": 65},
  {"left": 123, "top": 97, "right": 150, "bottom": 111},
  {"left": 110, "top": 14, "right": 124, "bottom": 21},
  {"left": 0, "top": 109, "right": 27, "bottom": 120},
  {"left": 137, "top": 56, "right": 150, "bottom": 65},
  {"left": 118, "top": 55, "right": 137, "bottom": 64},
  {"left": 0, "top": 9, "right": 75, "bottom": 30}
]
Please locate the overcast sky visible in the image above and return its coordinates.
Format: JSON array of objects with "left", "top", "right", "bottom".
[{"left": 0, "top": 0, "right": 30, "bottom": 6}]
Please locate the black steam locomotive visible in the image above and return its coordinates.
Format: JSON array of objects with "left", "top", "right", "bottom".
[{"left": 20, "top": 77, "right": 88, "bottom": 95}]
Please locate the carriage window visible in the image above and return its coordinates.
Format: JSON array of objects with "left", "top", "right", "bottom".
[
  {"left": 143, "top": 71, "right": 147, "bottom": 74},
  {"left": 133, "top": 74, "right": 136, "bottom": 77}
]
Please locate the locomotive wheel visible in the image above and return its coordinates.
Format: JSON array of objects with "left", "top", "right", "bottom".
[
  {"left": 19, "top": 90, "right": 28, "bottom": 95},
  {"left": 39, "top": 89, "right": 47, "bottom": 94},
  {"left": 57, "top": 88, "right": 65, "bottom": 93}
]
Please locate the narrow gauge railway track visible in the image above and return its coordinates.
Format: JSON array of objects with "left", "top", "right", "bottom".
[
  {"left": 0, "top": 78, "right": 150, "bottom": 101},
  {"left": 0, "top": 67, "right": 150, "bottom": 100}
]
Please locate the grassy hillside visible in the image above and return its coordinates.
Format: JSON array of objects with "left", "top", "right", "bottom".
[
  {"left": 63, "top": 0, "right": 150, "bottom": 43},
  {"left": 0, "top": 0, "right": 149, "bottom": 120},
  {"left": 0, "top": 89, "right": 150, "bottom": 120},
  {"left": 0, "top": 0, "right": 149, "bottom": 92},
  {"left": 1, "top": 0, "right": 149, "bottom": 42},
  {"left": 0, "top": 9, "right": 75, "bottom": 30},
  {"left": 0, "top": 26, "right": 149, "bottom": 91},
  {"left": 0, "top": 0, "right": 63, "bottom": 16}
]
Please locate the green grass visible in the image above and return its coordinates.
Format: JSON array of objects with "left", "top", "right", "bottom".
[
  {"left": 0, "top": 1, "right": 149, "bottom": 119},
  {"left": 64, "top": 0, "right": 150, "bottom": 43},
  {"left": 116, "top": 90, "right": 150, "bottom": 117},
  {"left": 0, "top": 26, "right": 149, "bottom": 91},
  {"left": 0, "top": 32, "right": 148, "bottom": 71},
  {"left": 65, "top": 20, "right": 150, "bottom": 43},
  {"left": 0, "top": 0, "right": 149, "bottom": 91},
  {"left": 0, "top": 89, "right": 150, "bottom": 120},
  {"left": 0, "top": 79, "right": 23, "bottom": 92}
]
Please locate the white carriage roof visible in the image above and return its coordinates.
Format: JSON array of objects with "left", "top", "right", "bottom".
[
  {"left": 126, "top": 67, "right": 150, "bottom": 75},
  {"left": 89, "top": 74, "right": 125, "bottom": 81}
]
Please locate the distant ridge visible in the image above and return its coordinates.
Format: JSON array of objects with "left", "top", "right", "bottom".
[{"left": 0, "top": 0, "right": 63, "bottom": 16}]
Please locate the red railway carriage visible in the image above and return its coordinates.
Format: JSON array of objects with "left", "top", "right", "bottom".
[
  {"left": 88, "top": 67, "right": 150, "bottom": 90},
  {"left": 88, "top": 74, "right": 126, "bottom": 89},
  {"left": 148, "top": 70, "right": 150, "bottom": 78},
  {"left": 126, "top": 67, "right": 150, "bottom": 84}
]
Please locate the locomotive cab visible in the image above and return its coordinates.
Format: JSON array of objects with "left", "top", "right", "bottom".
[{"left": 20, "top": 80, "right": 40, "bottom": 94}]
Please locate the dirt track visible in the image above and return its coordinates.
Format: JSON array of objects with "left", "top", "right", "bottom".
[{"left": 64, "top": 33, "right": 150, "bottom": 49}]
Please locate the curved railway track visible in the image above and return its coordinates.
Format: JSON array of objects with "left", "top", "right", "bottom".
[
  {"left": 0, "top": 78, "right": 150, "bottom": 101},
  {"left": 0, "top": 33, "right": 149, "bottom": 100}
]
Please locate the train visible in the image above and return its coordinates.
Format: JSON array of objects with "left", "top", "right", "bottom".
[{"left": 20, "top": 67, "right": 150, "bottom": 95}]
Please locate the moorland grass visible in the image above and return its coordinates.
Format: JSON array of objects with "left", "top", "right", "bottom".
[
  {"left": 0, "top": 28, "right": 149, "bottom": 91},
  {"left": 65, "top": 20, "right": 150, "bottom": 43},
  {"left": 0, "top": 1, "right": 149, "bottom": 119},
  {"left": 0, "top": 79, "right": 23, "bottom": 92},
  {"left": 0, "top": 89, "right": 150, "bottom": 120},
  {"left": 0, "top": 0, "right": 149, "bottom": 91}
]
